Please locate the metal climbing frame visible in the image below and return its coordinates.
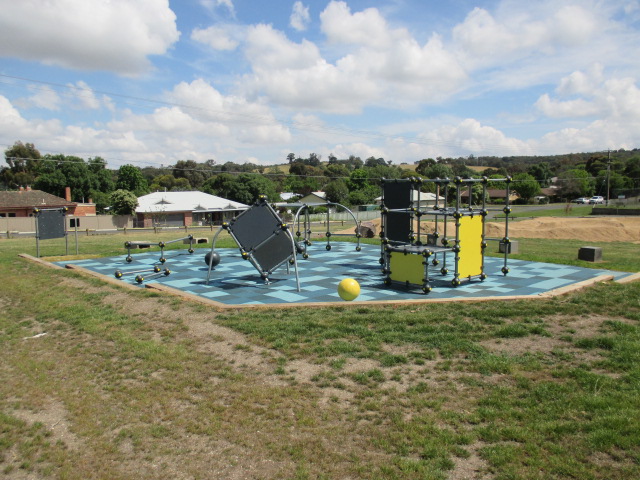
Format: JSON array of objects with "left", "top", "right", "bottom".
[
  {"left": 380, "top": 176, "right": 512, "bottom": 293},
  {"left": 278, "top": 201, "right": 362, "bottom": 257},
  {"left": 206, "top": 196, "right": 301, "bottom": 291},
  {"left": 124, "top": 235, "right": 195, "bottom": 264}
]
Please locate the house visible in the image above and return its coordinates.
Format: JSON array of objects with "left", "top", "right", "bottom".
[
  {"left": 298, "top": 191, "right": 326, "bottom": 205},
  {"left": 461, "top": 189, "right": 519, "bottom": 203},
  {"left": 375, "top": 190, "right": 444, "bottom": 208},
  {"left": 0, "top": 186, "right": 96, "bottom": 217},
  {"left": 135, "top": 191, "right": 248, "bottom": 227}
]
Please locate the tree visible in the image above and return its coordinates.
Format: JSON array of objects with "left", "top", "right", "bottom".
[
  {"left": 557, "top": 169, "right": 594, "bottom": 198},
  {"left": 287, "top": 153, "right": 295, "bottom": 164},
  {"left": 415, "top": 158, "right": 436, "bottom": 176},
  {"left": 203, "top": 173, "right": 279, "bottom": 204},
  {"left": 3, "top": 141, "right": 42, "bottom": 188},
  {"left": 624, "top": 156, "right": 640, "bottom": 188},
  {"left": 173, "top": 159, "right": 207, "bottom": 189},
  {"left": 418, "top": 163, "right": 454, "bottom": 180},
  {"left": 365, "top": 157, "right": 386, "bottom": 167},
  {"left": 116, "top": 165, "right": 149, "bottom": 196},
  {"left": 528, "top": 162, "right": 554, "bottom": 187},
  {"left": 512, "top": 173, "right": 541, "bottom": 203},
  {"left": 324, "top": 179, "right": 349, "bottom": 204},
  {"left": 110, "top": 189, "right": 138, "bottom": 215}
]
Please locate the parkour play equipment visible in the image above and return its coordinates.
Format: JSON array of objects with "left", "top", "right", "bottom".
[
  {"left": 379, "top": 176, "right": 513, "bottom": 293},
  {"left": 205, "top": 196, "right": 362, "bottom": 291}
]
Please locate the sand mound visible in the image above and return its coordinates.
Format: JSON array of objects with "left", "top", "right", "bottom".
[{"left": 336, "top": 216, "right": 640, "bottom": 243}]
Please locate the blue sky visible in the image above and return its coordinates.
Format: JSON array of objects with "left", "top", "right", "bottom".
[{"left": 1, "top": 0, "right": 639, "bottom": 168}]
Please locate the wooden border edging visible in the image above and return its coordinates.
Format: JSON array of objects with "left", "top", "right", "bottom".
[
  {"left": 616, "top": 272, "right": 640, "bottom": 284},
  {"left": 18, "top": 253, "right": 65, "bottom": 269},
  {"left": 63, "top": 264, "right": 143, "bottom": 291},
  {"left": 18, "top": 253, "right": 638, "bottom": 310}
]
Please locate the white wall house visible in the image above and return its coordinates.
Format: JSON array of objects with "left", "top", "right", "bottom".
[{"left": 136, "top": 192, "right": 248, "bottom": 227}]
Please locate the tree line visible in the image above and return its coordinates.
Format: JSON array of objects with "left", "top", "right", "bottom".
[{"left": 2, "top": 141, "right": 639, "bottom": 215}]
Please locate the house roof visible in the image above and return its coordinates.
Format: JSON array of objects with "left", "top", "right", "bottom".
[
  {"left": 0, "top": 189, "right": 75, "bottom": 209},
  {"left": 136, "top": 191, "right": 248, "bottom": 214},
  {"left": 375, "top": 190, "right": 444, "bottom": 203},
  {"left": 298, "top": 192, "right": 327, "bottom": 204}
]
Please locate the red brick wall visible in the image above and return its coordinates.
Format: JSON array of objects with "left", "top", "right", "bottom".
[{"left": 70, "top": 204, "right": 97, "bottom": 216}]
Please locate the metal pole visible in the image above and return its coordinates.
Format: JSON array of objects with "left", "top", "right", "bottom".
[
  {"left": 35, "top": 212, "right": 40, "bottom": 258},
  {"left": 74, "top": 217, "right": 79, "bottom": 255},
  {"left": 606, "top": 149, "right": 611, "bottom": 206}
]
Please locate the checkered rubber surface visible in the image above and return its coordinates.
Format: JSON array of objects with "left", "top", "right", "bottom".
[{"left": 57, "top": 243, "right": 634, "bottom": 306}]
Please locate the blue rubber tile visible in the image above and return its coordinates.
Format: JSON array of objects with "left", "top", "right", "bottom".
[{"left": 55, "top": 243, "right": 634, "bottom": 306}]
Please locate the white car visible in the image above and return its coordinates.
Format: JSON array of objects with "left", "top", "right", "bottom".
[
  {"left": 573, "top": 197, "right": 589, "bottom": 204},
  {"left": 589, "top": 196, "right": 604, "bottom": 204}
]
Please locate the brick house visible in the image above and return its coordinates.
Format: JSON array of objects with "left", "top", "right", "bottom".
[{"left": 0, "top": 187, "right": 96, "bottom": 218}]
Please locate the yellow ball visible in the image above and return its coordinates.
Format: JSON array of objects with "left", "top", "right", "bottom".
[{"left": 338, "top": 278, "right": 360, "bottom": 301}]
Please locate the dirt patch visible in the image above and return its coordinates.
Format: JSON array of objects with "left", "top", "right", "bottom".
[
  {"left": 336, "top": 216, "right": 640, "bottom": 243},
  {"left": 11, "top": 399, "right": 82, "bottom": 450}
]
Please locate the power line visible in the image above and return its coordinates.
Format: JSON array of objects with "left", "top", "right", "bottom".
[{"left": 0, "top": 73, "right": 592, "bottom": 156}]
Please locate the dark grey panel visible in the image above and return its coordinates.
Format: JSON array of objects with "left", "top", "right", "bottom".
[
  {"left": 383, "top": 181, "right": 411, "bottom": 209},
  {"left": 230, "top": 203, "right": 279, "bottom": 251},
  {"left": 38, "top": 209, "right": 66, "bottom": 240},
  {"left": 252, "top": 231, "right": 293, "bottom": 273},
  {"left": 386, "top": 212, "right": 411, "bottom": 243}
]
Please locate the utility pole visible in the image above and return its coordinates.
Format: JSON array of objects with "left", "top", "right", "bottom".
[{"left": 606, "top": 149, "right": 611, "bottom": 206}]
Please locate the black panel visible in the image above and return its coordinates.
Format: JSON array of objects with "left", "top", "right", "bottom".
[
  {"left": 252, "top": 231, "right": 292, "bottom": 273},
  {"left": 229, "top": 202, "right": 279, "bottom": 251},
  {"left": 383, "top": 181, "right": 411, "bottom": 209},
  {"left": 386, "top": 212, "right": 411, "bottom": 243},
  {"left": 38, "top": 210, "right": 66, "bottom": 240}
]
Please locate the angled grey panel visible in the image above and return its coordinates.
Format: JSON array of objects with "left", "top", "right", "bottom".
[
  {"left": 229, "top": 202, "right": 279, "bottom": 251},
  {"left": 252, "top": 231, "right": 293, "bottom": 273}
]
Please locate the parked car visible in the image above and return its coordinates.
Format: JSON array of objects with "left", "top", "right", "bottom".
[
  {"left": 573, "top": 197, "right": 589, "bottom": 204},
  {"left": 589, "top": 196, "right": 605, "bottom": 204}
]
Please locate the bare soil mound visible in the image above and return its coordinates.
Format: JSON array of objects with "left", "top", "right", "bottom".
[{"left": 337, "top": 216, "right": 640, "bottom": 243}]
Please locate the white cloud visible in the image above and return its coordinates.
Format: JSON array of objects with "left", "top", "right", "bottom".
[
  {"left": 320, "top": 1, "right": 391, "bottom": 48},
  {"left": 20, "top": 86, "right": 62, "bottom": 111},
  {"left": 452, "top": 4, "right": 599, "bottom": 68},
  {"left": 0, "top": 0, "right": 179, "bottom": 75},
  {"left": 199, "top": 0, "right": 235, "bottom": 17},
  {"left": 245, "top": 24, "right": 321, "bottom": 70},
  {"left": 290, "top": 2, "right": 310, "bottom": 32},
  {"left": 537, "top": 68, "right": 640, "bottom": 120},
  {"left": 191, "top": 25, "right": 241, "bottom": 51},
  {"left": 418, "top": 118, "right": 533, "bottom": 156},
  {"left": 241, "top": 3, "right": 466, "bottom": 112}
]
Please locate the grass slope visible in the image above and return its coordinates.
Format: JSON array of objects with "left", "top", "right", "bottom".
[{"left": 1, "top": 232, "right": 639, "bottom": 479}]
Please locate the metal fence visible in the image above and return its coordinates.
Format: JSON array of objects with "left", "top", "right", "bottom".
[{"left": 1, "top": 215, "right": 133, "bottom": 236}]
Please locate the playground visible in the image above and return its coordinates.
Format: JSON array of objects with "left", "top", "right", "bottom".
[{"left": 58, "top": 242, "right": 636, "bottom": 308}]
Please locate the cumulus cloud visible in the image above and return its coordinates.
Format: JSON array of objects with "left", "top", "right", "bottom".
[
  {"left": 452, "top": 4, "right": 599, "bottom": 68},
  {"left": 241, "top": 2, "right": 466, "bottom": 112},
  {"left": 191, "top": 24, "right": 241, "bottom": 51},
  {"left": 320, "top": 1, "right": 391, "bottom": 48},
  {"left": 0, "top": 0, "right": 179, "bottom": 75},
  {"left": 0, "top": 78, "right": 294, "bottom": 166},
  {"left": 536, "top": 67, "right": 640, "bottom": 120},
  {"left": 418, "top": 118, "right": 533, "bottom": 156},
  {"left": 290, "top": 2, "right": 310, "bottom": 32},
  {"left": 19, "top": 86, "right": 62, "bottom": 111},
  {"left": 199, "top": 0, "right": 235, "bottom": 17}
]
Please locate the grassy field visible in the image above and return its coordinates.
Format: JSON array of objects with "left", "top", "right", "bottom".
[
  {"left": 506, "top": 204, "right": 594, "bottom": 218},
  {"left": 1, "top": 231, "right": 639, "bottom": 479}
]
